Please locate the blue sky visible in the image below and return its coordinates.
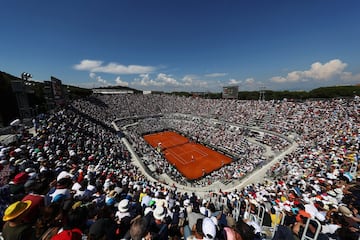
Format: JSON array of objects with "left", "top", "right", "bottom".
[{"left": 1, "top": 0, "right": 360, "bottom": 92}]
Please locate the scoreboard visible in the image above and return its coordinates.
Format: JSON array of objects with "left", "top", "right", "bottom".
[
  {"left": 222, "top": 86, "right": 238, "bottom": 99},
  {"left": 51, "top": 76, "right": 63, "bottom": 100}
]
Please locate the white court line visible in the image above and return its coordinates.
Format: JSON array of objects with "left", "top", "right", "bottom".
[
  {"left": 166, "top": 150, "right": 188, "bottom": 165},
  {"left": 177, "top": 145, "right": 208, "bottom": 159},
  {"left": 194, "top": 148, "right": 208, "bottom": 157},
  {"left": 168, "top": 145, "right": 209, "bottom": 165}
]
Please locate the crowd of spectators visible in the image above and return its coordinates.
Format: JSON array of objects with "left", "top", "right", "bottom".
[
  {"left": 0, "top": 94, "right": 358, "bottom": 240},
  {"left": 123, "top": 115, "right": 270, "bottom": 186},
  {"left": 71, "top": 95, "right": 275, "bottom": 128}
]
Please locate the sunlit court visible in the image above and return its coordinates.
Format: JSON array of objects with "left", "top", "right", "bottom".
[{"left": 143, "top": 131, "right": 232, "bottom": 180}]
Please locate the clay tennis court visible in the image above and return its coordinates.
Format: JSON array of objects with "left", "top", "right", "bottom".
[{"left": 143, "top": 131, "right": 232, "bottom": 180}]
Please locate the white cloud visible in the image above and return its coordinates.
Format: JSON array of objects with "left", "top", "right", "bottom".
[
  {"left": 245, "top": 78, "right": 255, "bottom": 84},
  {"left": 270, "top": 76, "right": 286, "bottom": 83},
  {"left": 226, "top": 77, "right": 260, "bottom": 91},
  {"left": 341, "top": 72, "right": 360, "bottom": 82},
  {"left": 97, "top": 63, "right": 156, "bottom": 74},
  {"left": 74, "top": 59, "right": 156, "bottom": 74},
  {"left": 271, "top": 59, "right": 348, "bottom": 83},
  {"left": 180, "top": 75, "right": 208, "bottom": 88},
  {"left": 131, "top": 73, "right": 210, "bottom": 91},
  {"left": 228, "top": 78, "right": 255, "bottom": 85},
  {"left": 228, "top": 78, "right": 242, "bottom": 85},
  {"left": 182, "top": 75, "right": 194, "bottom": 85},
  {"left": 89, "top": 72, "right": 96, "bottom": 78},
  {"left": 133, "top": 73, "right": 163, "bottom": 87},
  {"left": 132, "top": 73, "right": 177, "bottom": 87},
  {"left": 115, "top": 76, "right": 129, "bottom": 87},
  {"left": 89, "top": 72, "right": 109, "bottom": 86},
  {"left": 205, "top": 72, "right": 228, "bottom": 77},
  {"left": 74, "top": 60, "right": 102, "bottom": 70},
  {"left": 157, "top": 73, "right": 180, "bottom": 86},
  {"left": 96, "top": 76, "right": 108, "bottom": 85}
]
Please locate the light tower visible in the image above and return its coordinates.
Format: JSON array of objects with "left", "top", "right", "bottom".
[
  {"left": 21, "top": 72, "right": 32, "bottom": 81},
  {"left": 259, "top": 84, "right": 266, "bottom": 101}
]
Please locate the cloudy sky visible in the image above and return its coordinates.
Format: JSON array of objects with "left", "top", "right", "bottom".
[{"left": 1, "top": 0, "right": 360, "bottom": 92}]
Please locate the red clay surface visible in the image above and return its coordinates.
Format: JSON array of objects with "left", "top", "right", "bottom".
[{"left": 143, "top": 131, "right": 232, "bottom": 180}]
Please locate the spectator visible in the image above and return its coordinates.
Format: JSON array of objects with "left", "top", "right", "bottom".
[
  {"left": 149, "top": 205, "right": 169, "bottom": 240},
  {"left": 129, "top": 216, "right": 151, "bottom": 240},
  {"left": 2, "top": 200, "right": 34, "bottom": 240}
]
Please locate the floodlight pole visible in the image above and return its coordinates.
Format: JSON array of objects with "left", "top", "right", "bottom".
[
  {"left": 259, "top": 85, "right": 266, "bottom": 101},
  {"left": 21, "top": 72, "right": 32, "bottom": 81}
]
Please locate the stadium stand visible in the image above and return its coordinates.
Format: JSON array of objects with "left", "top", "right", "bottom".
[{"left": 0, "top": 95, "right": 359, "bottom": 240}]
